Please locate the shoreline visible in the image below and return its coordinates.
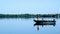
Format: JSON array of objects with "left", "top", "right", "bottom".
[{"left": 0, "top": 14, "right": 60, "bottom": 18}]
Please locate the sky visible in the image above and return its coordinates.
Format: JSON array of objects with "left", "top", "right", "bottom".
[{"left": 0, "top": 0, "right": 60, "bottom": 14}]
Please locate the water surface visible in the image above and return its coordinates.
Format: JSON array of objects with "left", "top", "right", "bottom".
[{"left": 0, "top": 18, "right": 60, "bottom": 34}]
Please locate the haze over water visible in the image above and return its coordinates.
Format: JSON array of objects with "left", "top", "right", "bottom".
[
  {"left": 0, "top": 0, "right": 60, "bottom": 14},
  {"left": 0, "top": 0, "right": 60, "bottom": 34}
]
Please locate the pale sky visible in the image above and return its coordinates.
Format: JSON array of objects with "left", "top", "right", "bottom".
[{"left": 0, "top": 0, "right": 60, "bottom": 14}]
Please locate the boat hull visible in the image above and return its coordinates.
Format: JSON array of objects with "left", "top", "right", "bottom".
[
  {"left": 34, "top": 20, "right": 56, "bottom": 26},
  {"left": 34, "top": 20, "right": 56, "bottom": 22}
]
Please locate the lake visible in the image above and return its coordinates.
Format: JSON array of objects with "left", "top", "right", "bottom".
[{"left": 0, "top": 18, "right": 60, "bottom": 34}]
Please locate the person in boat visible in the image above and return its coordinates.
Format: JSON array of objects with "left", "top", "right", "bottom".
[
  {"left": 37, "top": 15, "right": 40, "bottom": 20},
  {"left": 37, "top": 15, "right": 44, "bottom": 20},
  {"left": 53, "top": 19, "right": 55, "bottom": 21},
  {"left": 42, "top": 17, "right": 44, "bottom": 20}
]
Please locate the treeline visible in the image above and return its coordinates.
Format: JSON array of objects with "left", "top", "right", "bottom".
[
  {"left": 0, "top": 14, "right": 60, "bottom": 18},
  {"left": 0, "top": 14, "right": 36, "bottom": 18}
]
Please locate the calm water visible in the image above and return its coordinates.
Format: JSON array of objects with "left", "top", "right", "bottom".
[{"left": 0, "top": 18, "right": 60, "bottom": 34}]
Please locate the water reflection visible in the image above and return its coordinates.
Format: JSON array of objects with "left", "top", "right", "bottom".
[{"left": 34, "top": 19, "right": 56, "bottom": 31}]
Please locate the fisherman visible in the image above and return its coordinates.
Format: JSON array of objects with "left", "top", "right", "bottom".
[
  {"left": 37, "top": 15, "right": 40, "bottom": 20},
  {"left": 53, "top": 19, "right": 55, "bottom": 21},
  {"left": 42, "top": 17, "right": 44, "bottom": 20}
]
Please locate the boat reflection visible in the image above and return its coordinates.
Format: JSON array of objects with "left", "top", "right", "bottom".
[{"left": 34, "top": 20, "right": 56, "bottom": 31}]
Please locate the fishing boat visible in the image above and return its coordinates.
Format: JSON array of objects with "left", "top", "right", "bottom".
[
  {"left": 34, "top": 15, "right": 56, "bottom": 26},
  {"left": 34, "top": 19, "right": 56, "bottom": 26},
  {"left": 34, "top": 19, "right": 56, "bottom": 23}
]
